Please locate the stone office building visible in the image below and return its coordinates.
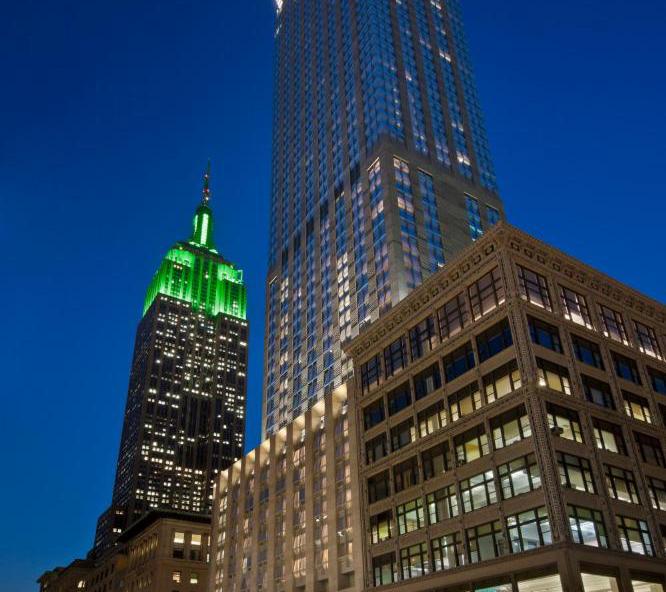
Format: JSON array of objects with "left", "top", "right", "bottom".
[{"left": 212, "top": 222, "right": 666, "bottom": 592}]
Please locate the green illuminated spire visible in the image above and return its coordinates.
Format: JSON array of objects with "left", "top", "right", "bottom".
[{"left": 143, "top": 163, "right": 247, "bottom": 320}]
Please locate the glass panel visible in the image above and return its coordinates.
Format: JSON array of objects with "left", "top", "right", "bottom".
[
  {"left": 632, "top": 582, "right": 665, "bottom": 592},
  {"left": 581, "top": 573, "right": 621, "bottom": 592},
  {"left": 518, "top": 575, "right": 564, "bottom": 592}
]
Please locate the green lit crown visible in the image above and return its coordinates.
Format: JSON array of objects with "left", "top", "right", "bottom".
[{"left": 143, "top": 164, "right": 247, "bottom": 320}]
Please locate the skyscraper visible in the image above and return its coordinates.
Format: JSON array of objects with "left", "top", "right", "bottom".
[
  {"left": 93, "top": 167, "right": 249, "bottom": 555},
  {"left": 263, "top": 0, "right": 505, "bottom": 436}
]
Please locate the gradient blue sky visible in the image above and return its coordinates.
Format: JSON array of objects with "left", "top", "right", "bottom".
[{"left": 1, "top": 1, "right": 665, "bottom": 590}]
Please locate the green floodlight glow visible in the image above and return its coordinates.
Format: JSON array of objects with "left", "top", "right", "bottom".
[{"left": 142, "top": 172, "right": 247, "bottom": 320}]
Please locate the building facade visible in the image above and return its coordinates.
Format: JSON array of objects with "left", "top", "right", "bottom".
[
  {"left": 94, "top": 169, "right": 249, "bottom": 555},
  {"left": 346, "top": 223, "right": 666, "bottom": 592},
  {"left": 263, "top": 0, "right": 505, "bottom": 437},
  {"left": 39, "top": 512, "right": 212, "bottom": 592}
]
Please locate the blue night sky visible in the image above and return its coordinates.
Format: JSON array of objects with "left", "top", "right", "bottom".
[{"left": 1, "top": 1, "right": 665, "bottom": 590}]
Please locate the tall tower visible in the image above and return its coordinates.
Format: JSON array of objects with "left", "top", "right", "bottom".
[
  {"left": 94, "top": 166, "right": 249, "bottom": 555},
  {"left": 263, "top": 0, "right": 504, "bottom": 435}
]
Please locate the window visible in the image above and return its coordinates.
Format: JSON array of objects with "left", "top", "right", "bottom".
[
  {"left": 599, "top": 304, "right": 629, "bottom": 345},
  {"left": 469, "top": 268, "right": 505, "bottom": 320},
  {"left": 581, "top": 574, "right": 619, "bottom": 592},
  {"left": 617, "top": 516, "right": 654, "bottom": 556},
  {"left": 623, "top": 391, "right": 652, "bottom": 424},
  {"left": 427, "top": 485, "right": 459, "bottom": 523},
  {"left": 633, "top": 581, "right": 665, "bottom": 592},
  {"left": 361, "top": 354, "right": 382, "bottom": 393},
  {"left": 499, "top": 454, "right": 541, "bottom": 499},
  {"left": 507, "top": 507, "right": 552, "bottom": 552},
  {"left": 400, "top": 542, "right": 429, "bottom": 580},
  {"left": 487, "top": 205, "right": 501, "bottom": 225},
  {"left": 483, "top": 361, "right": 522, "bottom": 403},
  {"left": 422, "top": 442, "right": 449, "bottom": 480},
  {"left": 413, "top": 363, "right": 442, "bottom": 400},
  {"left": 582, "top": 375, "right": 615, "bottom": 410},
  {"left": 466, "top": 521, "right": 506, "bottom": 563},
  {"left": 529, "top": 316, "right": 563, "bottom": 353},
  {"left": 557, "top": 452, "right": 596, "bottom": 493},
  {"left": 391, "top": 419, "right": 415, "bottom": 452},
  {"left": 491, "top": 406, "right": 532, "bottom": 449},
  {"left": 363, "top": 399, "right": 385, "bottom": 430},
  {"left": 604, "top": 465, "right": 639, "bottom": 504},
  {"left": 568, "top": 506, "right": 608, "bottom": 547},
  {"left": 449, "top": 382, "right": 482, "bottom": 421},
  {"left": 648, "top": 477, "right": 666, "bottom": 511},
  {"left": 366, "top": 434, "right": 387, "bottom": 464},
  {"left": 537, "top": 358, "right": 572, "bottom": 395},
  {"left": 394, "top": 457, "right": 419, "bottom": 493},
  {"left": 517, "top": 265, "right": 551, "bottom": 310},
  {"left": 396, "top": 498, "right": 426, "bottom": 534},
  {"left": 635, "top": 321, "right": 663, "bottom": 360},
  {"left": 461, "top": 470, "right": 497, "bottom": 512},
  {"left": 370, "top": 511, "right": 392, "bottom": 543},
  {"left": 455, "top": 425, "right": 489, "bottom": 465},
  {"left": 409, "top": 316, "right": 438, "bottom": 360},
  {"left": 476, "top": 318, "right": 513, "bottom": 362},
  {"left": 172, "top": 571, "right": 182, "bottom": 583},
  {"left": 373, "top": 553, "right": 396, "bottom": 587},
  {"left": 612, "top": 352, "right": 642, "bottom": 385},
  {"left": 571, "top": 335, "right": 604, "bottom": 369},
  {"left": 431, "top": 532, "right": 464, "bottom": 571},
  {"left": 417, "top": 401, "right": 447, "bottom": 437},
  {"left": 189, "top": 573, "right": 199, "bottom": 585},
  {"left": 593, "top": 419, "right": 626, "bottom": 454},
  {"left": 368, "top": 471, "right": 391, "bottom": 504},
  {"left": 560, "top": 286, "right": 593, "bottom": 329},
  {"left": 173, "top": 531, "right": 185, "bottom": 558},
  {"left": 635, "top": 432, "right": 665, "bottom": 467},
  {"left": 443, "top": 342, "right": 475, "bottom": 382},
  {"left": 387, "top": 382, "right": 412, "bottom": 416},
  {"left": 517, "top": 575, "right": 564, "bottom": 592},
  {"left": 547, "top": 403, "right": 583, "bottom": 442},
  {"left": 649, "top": 367, "right": 666, "bottom": 395},
  {"left": 384, "top": 337, "right": 407, "bottom": 377},
  {"left": 438, "top": 293, "right": 469, "bottom": 340}
]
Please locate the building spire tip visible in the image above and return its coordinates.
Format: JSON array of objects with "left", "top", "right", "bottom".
[{"left": 202, "top": 159, "right": 212, "bottom": 205}]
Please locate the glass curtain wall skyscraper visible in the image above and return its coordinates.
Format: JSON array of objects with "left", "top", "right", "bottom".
[
  {"left": 93, "top": 169, "right": 249, "bottom": 555},
  {"left": 264, "top": 0, "right": 504, "bottom": 436}
]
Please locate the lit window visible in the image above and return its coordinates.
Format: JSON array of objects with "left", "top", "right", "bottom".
[
  {"left": 568, "top": 506, "right": 607, "bottom": 548},
  {"left": 517, "top": 265, "right": 551, "bottom": 310},
  {"left": 617, "top": 515, "right": 654, "bottom": 555},
  {"left": 172, "top": 571, "right": 182, "bottom": 583},
  {"left": 560, "top": 286, "right": 593, "bottom": 329},
  {"left": 599, "top": 304, "right": 629, "bottom": 345},
  {"left": 190, "top": 573, "right": 199, "bottom": 584},
  {"left": 635, "top": 321, "right": 663, "bottom": 360}
]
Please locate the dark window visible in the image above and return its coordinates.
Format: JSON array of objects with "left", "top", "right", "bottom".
[
  {"left": 448, "top": 381, "right": 481, "bottom": 422},
  {"left": 635, "top": 321, "right": 663, "bottom": 360},
  {"left": 455, "top": 424, "right": 489, "bottom": 465},
  {"left": 370, "top": 511, "right": 392, "bottom": 544},
  {"left": 366, "top": 434, "right": 387, "bottom": 464},
  {"left": 491, "top": 405, "right": 532, "bottom": 449},
  {"left": 443, "top": 342, "right": 475, "bottom": 382},
  {"left": 593, "top": 418, "right": 627, "bottom": 455},
  {"left": 612, "top": 352, "right": 642, "bottom": 385},
  {"left": 361, "top": 354, "right": 382, "bottom": 394},
  {"left": 390, "top": 419, "right": 415, "bottom": 452},
  {"left": 469, "top": 267, "right": 505, "bottom": 320},
  {"left": 529, "top": 316, "right": 562, "bottom": 353},
  {"left": 409, "top": 316, "right": 438, "bottom": 360},
  {"left": 363, "top": 399, "right": 385, "bottom": 430},
  {"left": 648, "top": 367, "right": 666, "bottom": 395},
  {"left": 557, "top": 453, "right": 595, "bottom": 493},
  {"left": 394, "top": 457, "right": 419, "bottom": 493},
  {"left": 387, "top": 382, "right": 411, "bottom": 416},
  {"left": 572, "top": 335, "right": 604, "bottom": 369},
  {"left": 438, "top": 292, "right": 469, "bottom": 341},
  {"left": 582, "top": 375, "right": 615, "bottom": 410},
  {"left": 384, "top": 337, "right": 407, "bottom": 378},
  {"left": 599, "top": 305, "right": 629, "bottom": 345},
  {"left": 517, "top": 265, "right": 552, "bottom": 310},
  {"left": 476, "top": 318, "right": 513, "bottom": 362},
  {"left": 560, "top": 286, "right": 593, "bottom": 328},
  {"left": 368, "top": 471, "right": 391, "bottom": 504},
  {"left": 635, "top": 432, "right": 665, "bottom": 467},
  {"left": 604, "top": 465, "right": 640, "bottom": 504},
  {"left": 414, "top": 363, "right": 442, "bottom": 400},
  {"left": 422, "top": 442, "right": 449, "bottom": 480},
  {"left": 372, "top": 553, "right": 396, "bottom": 586}
]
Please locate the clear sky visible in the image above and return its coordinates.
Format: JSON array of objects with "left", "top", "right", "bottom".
[{"left": 1, "top": 1, "right": 665, "bottom": 590}]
